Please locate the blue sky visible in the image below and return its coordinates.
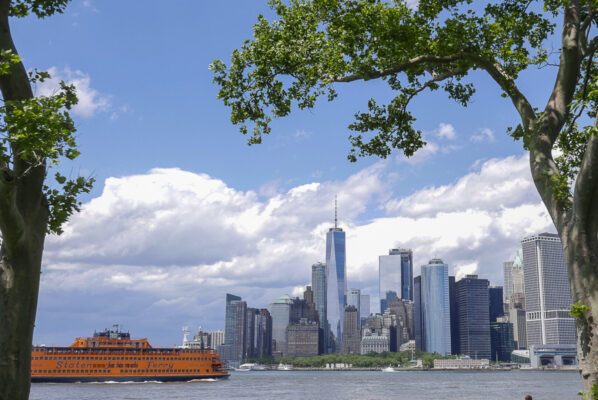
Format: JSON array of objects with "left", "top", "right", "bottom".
[{"left": 18, "top": 0, "right": 561, "bottom": 346}]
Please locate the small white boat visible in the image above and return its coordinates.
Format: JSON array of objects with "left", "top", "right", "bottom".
[
  {"left": 381, "top": 366, "right": 397, "bottom": 372},
  {"left": 236, "top": 363, "right": 269, "bottom": 371},
  {"left": 278, "top": 363, "right": 294, "bottom": 371}
]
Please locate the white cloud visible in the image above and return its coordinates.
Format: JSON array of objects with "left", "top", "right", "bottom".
[
  {"left": 35, "top": 67, "right": 110, "bottom": 118},
  {"left": 435, "top": 123, "right": 457, "bottom": 140},
  {"left": 386, "top": 154, "right": 536, "bottom": 217},
  {"left": 471, "top": 128, "right": 495, "bottom": 142},
  {"left": 39, "top": 153, "right": 554, "bottom": 343}
]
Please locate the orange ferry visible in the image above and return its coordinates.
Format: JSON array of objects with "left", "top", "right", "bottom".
[{"left": 31, "top": 325, "right": 229, "bottom": 383}]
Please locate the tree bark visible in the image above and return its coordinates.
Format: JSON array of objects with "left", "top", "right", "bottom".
[
  {"left": 562, "top": 224, "right": 598, "bottom": 395},
  {"left": 0, "top": 232, "right": 45, "bottom": 400},
  {"left": 0, "top": 1, "right": 48, "bottom": 399}
]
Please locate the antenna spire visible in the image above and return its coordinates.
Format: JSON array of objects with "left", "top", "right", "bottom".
[{"left": 334, "top": 194, "right": 338, "bottom": 229}]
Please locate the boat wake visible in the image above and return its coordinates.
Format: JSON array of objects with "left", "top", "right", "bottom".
[
  {"left": 79, "top": 380, "right": 164, "bottom": 384},
  {"left": 187, "top": 378, "right": 219, "bottom": 382}
]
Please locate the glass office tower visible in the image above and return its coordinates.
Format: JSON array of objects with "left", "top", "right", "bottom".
[
  {"left": 379, "top": 250, "right": 401, "bottom": 313},
  {"left": 312, "top": 262, "right": 327, "bottom": 352},
  {"left": 421, "top": 259, "right": 451, "bottom": 356},
  {"left": 401, "top": 249, "right": 414, "bottom": 301},
  {"left": 326, "top": 225, "right": 346, "bottom": 351}
]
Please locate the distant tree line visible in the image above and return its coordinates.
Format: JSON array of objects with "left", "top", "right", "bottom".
[{"left": 244, "top": 350, "right": 458, "bottom": 368}]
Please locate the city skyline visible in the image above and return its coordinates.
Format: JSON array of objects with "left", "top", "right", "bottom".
[{"left": 28, "top": 1, "right": 558, "bottom": 346}]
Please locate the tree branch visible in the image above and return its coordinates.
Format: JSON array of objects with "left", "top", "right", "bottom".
[{"left": 329, "top": 54, "right": 465, "bottom": 83}]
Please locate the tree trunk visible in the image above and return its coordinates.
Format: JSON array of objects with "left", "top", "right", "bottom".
[
  {"left": 562, "top": 225, "right": 598, "bottom": 396},
  {"left": 0, "top": 229, "right": 45, "bottom": 400}
]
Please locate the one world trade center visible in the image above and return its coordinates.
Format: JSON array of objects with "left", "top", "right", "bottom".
[{"left": 326, "top": 198, "right": 346, "bottom": 352}]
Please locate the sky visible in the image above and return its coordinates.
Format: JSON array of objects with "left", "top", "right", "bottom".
[{"left": 14, "top": 0, "right": 563, "bottom": 346}]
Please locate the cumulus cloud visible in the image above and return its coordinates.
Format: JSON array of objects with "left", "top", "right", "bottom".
[
  {"left": 435, "top": 123, "right": 457, "bottom": 140},
  {"left": 38, "top": 153, "right": 554, "bottom": 344},
  {"left": 471, "top": 128, "right": 495, "bottom": 142},
  {"left": 35, "top": 67, "right": 110, "bottom": 118}
]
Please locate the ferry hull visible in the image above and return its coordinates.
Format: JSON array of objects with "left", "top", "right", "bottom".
[{"left": 31, "top": 374, "right": 229, "bottom": 383}]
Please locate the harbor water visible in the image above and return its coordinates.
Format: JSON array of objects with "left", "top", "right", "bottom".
[{"left": 30, "top": 369, "right": 582, "bottom": 399}]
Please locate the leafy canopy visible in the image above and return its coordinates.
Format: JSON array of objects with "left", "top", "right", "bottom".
[
  {"left": 0, "top": 48, "right": 93, "bottom": 235},
  {"left": 212, "top": 0, "right": 556, "bottom": 158}
]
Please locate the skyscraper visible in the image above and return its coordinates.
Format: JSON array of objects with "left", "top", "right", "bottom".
[
  {"left": 521, "top": 233, "right": 576, "bottom": 346},
  {"left": 359, "top": 294, "right": 370, "bottom": 327},
  {"left": 379, "top": 249, "right": 402, "bottom": 313},
  {"left": 312, "top": 262, "right": 327, "bottom": 352},
  {"left": 504, "top": 250, "right": 525, "bottom": 309},
  {"left": 490, "top": 322, "right": 516, "bottom": 362},
  {"left": 326, "top": 199, "right": 346, "bottom": 351},
  {"left": 448, "top": 276, "right": 460, "bottom": 355},
  {"left": 456, "top": 275, "right": 491, "bottom": 359},
  {"left": 400, "top": 249, "right": 414, "bottom": 301},
  {"left": 489, "top": 286, "right": 504, "bottom": 322},
  {"left": 269, "top": 294, "right": 293, "bottom": 356},
  {"left": 420, "top": 259, "right": 451, "bottom": 356},
  {"left": 346, "top": 288, "right": 361, "bottom": 318},
  {"left": 220, "top": 293, "right": 247, "bottom": 366},
  {"left": 414, "top": 275, "right": 422, "bottom": 351},
  {"left": 341, "top": 305, "right": 361, "bottom": 354},
  {"left": 224, "top": 293, "right": 242, "bottom": 345}
]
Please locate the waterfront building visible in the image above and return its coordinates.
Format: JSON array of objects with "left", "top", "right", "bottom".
[
  {"left": 191, "top": 329, "right": 225, "bottom": 351},
  {"left": 414, "top": 275, "right": 422, "bottom": 351},
  {"left": 433, "top": 357, "right": 489, "bottom": 369},
  {"left": 490, "top": 321, "right": 515, "bottom": 362},
  {"left": 360, "top": 330, "right": 390, "bottom": 354},
  {"left": 509, "top": 307, "right": 527, "bottom": 349},
  {"left": 455, "top": 275, "right": 491, "bottom": 359},
  {"left": 312, "top": 261, "right": 327, "bottom": 353},
  {"left": 270, "top": 294, "right": 293, "bottom": 356},
  {"left": 521, "top": 233, "right": 576, "bottom": 346},
  {"left": 325, "top": 199, "right": 346, "bottom": 352},
  {"left": 489, "top": 286, "right": 504, "bottom": 322},
  {"left": 359, "top": 294, "right": 370, "bottom": 326},
  {"left": 448, "top": 276, "right": 460, "bottom": 355},
  {"left": 420, "top": 259, "right": 451, "bottom": 356},
  {"left": 341, "top": 305, "right": 361, "bottom": 354},
  {"left": 529, "top": 344, "right": 578, "bottom": 367},
  {"left": 286, "top": 318, "right": 319, "bottom": 357}
]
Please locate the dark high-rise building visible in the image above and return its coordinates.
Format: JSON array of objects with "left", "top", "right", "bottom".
[
  {"left": 304, "top": 286, "right": 319, "bottom": 324},
  {"left": 414, "top": 276, "right": 423, "bottom": 351},
  {"left": 341, "top": 305, "right": 361, "bottom": 354},
  {"left": 290, "top": 297, "right": 311, "bottom": 323},
  {"left": 312, "top": 262, "right": 327, "bottom": 353},
  {"left": 286, "top": 319, "right": 319, "bottom": 357},
  {"left": 489, "top": 286, "right": 504, "bottom": 322},
  {"left": 256, "top": 308, "right": 272, "bottom": 358},
  {"left": 490, "top": 322, "right": 516, "bottom": 362},
  {"left": 449, "top": 276, "right": 460, "bottom": 355},
  {"left": 456, "top": 275, "right": 491, "bottom": 359},
  {"left": 228, "top": 298, "right": 247, "bottom": 362},
  {"left": 388, "top": 297, "right": 414, "bottom": 344},
  {"left": 400, "top": 249, "right": 414, "bottom": 301},
  {"left": 245, "top": 307, "right": 258, "bottom": 359},
  {"left": 225, "top": 293, "right": 242, "bottom": 345}
]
